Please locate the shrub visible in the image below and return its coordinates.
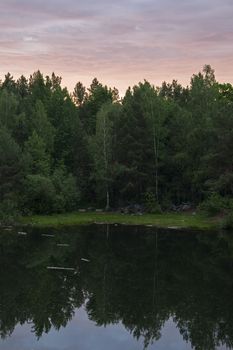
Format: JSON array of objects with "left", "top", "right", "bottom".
[
  {"left": 52, "top": 166, "right": 79, "bottom": 212},
  {"left": 0, "top": 199, "right": 20, "bottom": 224},
  {"left": 144, "top": 191, "right": 162, "bottom": 214},
  {"left": 227, "top": 198, "right": 233, "bottom": 210},
  {"left": 22, "top": 175, "right": 56, "bottom": 214},
  {"left": 53, "top": 194, "right": 66, "bottom": 213},
  {"left": 221, "top": 212, "right": 233, "bottom": 230},
  {"left": 198, "top": 193, "right": 227, "bottom": 216},
  {"left": 161, "top": 197, "right": 172, "bottom": 211},
  {"left": 21, "top": 166, "right": 80, "bottom": 215}
]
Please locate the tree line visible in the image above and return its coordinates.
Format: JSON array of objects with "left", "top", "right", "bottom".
[{"left": 0, "top": 65, "right": 232, "bottom": 218}]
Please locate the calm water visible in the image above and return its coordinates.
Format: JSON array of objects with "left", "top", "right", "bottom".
[{"left": 0, "top": 224, "right": 232, "bottom": 350}]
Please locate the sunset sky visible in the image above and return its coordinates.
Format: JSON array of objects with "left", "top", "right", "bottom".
[{"left": 0, "top": 0, "right": 233, "bottom": 94}]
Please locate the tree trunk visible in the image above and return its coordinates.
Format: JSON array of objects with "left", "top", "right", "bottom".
[{"left": 106, "top": 189, "right": 110, "bottom": 211}]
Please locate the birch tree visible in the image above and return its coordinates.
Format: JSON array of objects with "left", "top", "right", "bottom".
[{"left": 93, "top": 103, "right": 115, "bottom": 210}]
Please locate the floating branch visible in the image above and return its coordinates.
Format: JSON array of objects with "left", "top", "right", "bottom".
[{"left": 47, "top": 266, "right": 75, "bottom": 271}]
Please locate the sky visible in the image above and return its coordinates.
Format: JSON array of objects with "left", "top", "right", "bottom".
[{"left": 0, "top": 0, "right": 233, "bottom": 94}]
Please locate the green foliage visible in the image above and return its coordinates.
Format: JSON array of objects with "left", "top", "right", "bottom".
[
  {"left": 0, "top": 199, "right": 19, "bottom": 224},
  {"left": 116, "top": 85, "right": 155, "bottom": 202},
  {"left": 160, "top": 197, "right": 172, "bottom": 211},
  {"left": 22, "top": 167, "right": 79, "bottom": 215},
  {"left": 221, "top": 212, "right": 233, "bottom": 230},
  {"left": 52, "top": 166, "right": 80, "bottom": 212},
  {"left": 198, "top": 193, "right": 227, "bottom": 216},
  {"left": 73, "top": 81, "right": 86, "bottom": 106},
  {"left": 80, "top": 78, "right": 114, "bottom": 135},
  {"left": 0, "top": 127, "right": 22, "bottom": 201},
  {"left": 91, "top": 102, "right": 116, "bottom": 208},
  {"left": 0, "top": 66, "right": 233, "bottom": 221},
  {"left": 0, "top": 89, "right": 18, "bottom": 130},
  {"left": 24, "top": 131, "right": 51, "bottom": 176},
  {"left": 144, "top": 191, "right": 162, "bottom": 213},
  {"left": 30, "top": 100, "right": 55, "bottom": 152},
  {"left": 22, "top": 175, "right": 56, "bottom": 214}
]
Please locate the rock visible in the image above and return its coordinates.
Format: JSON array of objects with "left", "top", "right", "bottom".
[
  {"left": 182, "top": 204, "right": 192, "bottom": 211},
  {"left": 171, "top": 202, "right": 192, "bottom": 212},
  {"left": 78, "top": 209, "right": 86, "bottom": 213},
  {"left": 120, "top": 204, "right": 144, "bottom": 215}
]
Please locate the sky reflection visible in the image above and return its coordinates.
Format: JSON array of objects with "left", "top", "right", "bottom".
[{"left": 0, "top": 308, "right": 193, "bottom": 350}]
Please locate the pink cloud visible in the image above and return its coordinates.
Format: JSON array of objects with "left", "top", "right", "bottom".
[{"left": 0, "top": 0, "right": 233, "bottom": 93}]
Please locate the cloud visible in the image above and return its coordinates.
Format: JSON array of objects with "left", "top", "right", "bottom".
[{"left": 0, "top": 0, "right": 233, "bottom": 93}]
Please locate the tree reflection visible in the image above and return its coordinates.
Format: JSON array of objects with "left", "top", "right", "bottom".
[{"left": 0, "top": 225, "right": 233, "bottom": 349}]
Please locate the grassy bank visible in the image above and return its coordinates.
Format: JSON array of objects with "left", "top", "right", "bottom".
[{"left": 20, "top": 211, "right": 218, "bottom": 230}]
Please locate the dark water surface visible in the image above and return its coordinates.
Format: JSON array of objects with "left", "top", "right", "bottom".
[{"left": 0, "top": 224, "right": 232, "bottom": 350}]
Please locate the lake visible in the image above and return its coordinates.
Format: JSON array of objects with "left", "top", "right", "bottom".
[{"left": 0, "top": 224, "right": 232, "bottom": 350}]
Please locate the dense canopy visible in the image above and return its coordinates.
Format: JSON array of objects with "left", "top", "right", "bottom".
[{"left": 0, "top": 65, "right": 232, "bottom": 219}]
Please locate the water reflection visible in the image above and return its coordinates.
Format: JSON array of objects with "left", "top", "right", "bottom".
[{"left": 0, "top": 225, "right": 233, "bottom": 349}]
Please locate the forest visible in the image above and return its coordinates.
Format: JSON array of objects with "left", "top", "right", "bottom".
[{"left": 0, "top": 65, "right": 233, "bottom": 221}]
